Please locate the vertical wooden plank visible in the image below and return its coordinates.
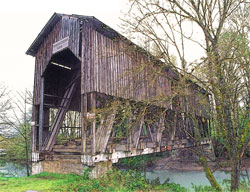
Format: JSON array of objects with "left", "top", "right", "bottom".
[
  {"left": 43, "top": 108, "right": 50, "bottom": 143},
  {"left": 81, "top": 22, "right": 85, "bottom": 94},
  {"left": 109, "top": 38, "right": 112, "bottom": 95},
  {"left": 34, "top": 57, "right": 39, "bottom": 105},
  {"left": 31, "top": 105, "right": 36, "bottom": 152},
  {"left": 114, "top": 40, "right": 118, "bottom": 97},
  {"left": 38, "top": 77, "right": 44, "bottom": 151},
  {"left": 117, "top": 40, "right": 120, "bottom": 97},
  {"left": 96, "top": 30, "right": 99, "bottom": 92},
  {"left": 104, "top": 35, "right": 107, "bottom": 94},
  {"left": 97, "top": 32, "right": 101, "bottom": 93},
  {"left": 84, "top": 23, "right": 88, "bottom": 93},
  {"left": 81, "top": 94, "right": 88, "bottom": 154},
  {"left": 110, "top": 40, "right": 113, "bottom": 95},
  {"left": 87, "top": 25, "right": 91, "bottom": 93},
  {"left": 76, "top": 18, "right": 80, "bottom": 56},
  {"left": 121, "top": 40, "right": 124, "bottom": 97},
  {"left": 100, "top": 34, "right": 103, "bottom": 93},
  {"left": 128, "top": 51, "right": 132, "bottom": 99},
  {"left": 93, "top": 30, "right": 96, "bottom": 92},
  {"left": 90, "top": 27, "right": 94, "bottom": 92},
  {"left": 171, "top": 112, "right": 177, "bottom": 140},
  {"left": 126, "top": 47, "right": 129, "bottom": 98},
  {"left": 125, "top": 46, "right": 129, "bottom": 98},
  {"left": 95, "top": 30, "right": 99, "bottom": 92},
  {"left": 107, "top": 38, "right": 110, "bottom": 95},
  {"left": 91, "top": 92, "right": 96, "bottom": 155}
]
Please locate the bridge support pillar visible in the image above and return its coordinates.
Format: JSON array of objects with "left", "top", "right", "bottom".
[
  {"left": 89, "top": 160, "right": 112, "bottom": 178},
  {"left": 31, "top": 161, "right": 43, "bottom": 175}
]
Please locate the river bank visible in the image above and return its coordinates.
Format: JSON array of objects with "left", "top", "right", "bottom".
[
  {"left": 0, "top": 170, "right": 189, "bottom": 192},
  {"left": 1, "top": 159, "right": 249, "bottom": 191},
  {"left": 116, "top": 148, "right": 250, "bottom": 172},
  {"left": 149, "top": 157, "right": 250, "bottom": 172}
]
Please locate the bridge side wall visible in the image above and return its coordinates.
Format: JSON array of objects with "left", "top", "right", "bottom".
[
  {"left": 80, "top": 21, "right": 172, "bottom": 108},
  {"left": 80, "top": 20, "right": 210, "bottom": 116}
]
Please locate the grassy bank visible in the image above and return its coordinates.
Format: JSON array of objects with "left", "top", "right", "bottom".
[{"left": 0, "top": 169, "right": 187, "bottom": 192}]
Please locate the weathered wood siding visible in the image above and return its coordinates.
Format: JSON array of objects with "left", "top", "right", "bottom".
[
  {"left": 33, "top": 16, "right": 80, "bottom": 105},
  {"left": 81, "top": 22, "right": 172, "bottom": 107},
  {"left": 32, "top": 15, "right": 209, "bottom": 115},
  {"left": 184, "top": 84, "right": 210, "bottom": 118},
  {"left": 80, "top": 21, "right": 209, "bottom": 112}
]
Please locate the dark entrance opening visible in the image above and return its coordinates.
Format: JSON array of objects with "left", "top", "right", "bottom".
[
  {"left": 43, "top": 49, "right": 81, "bottom": 110},
  {"left": 40, "top": 49, "right": 81, "bottom": 150}
]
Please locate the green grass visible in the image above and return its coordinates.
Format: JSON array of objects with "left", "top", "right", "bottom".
[
  {"left": 0, "top": 172, "right": 82, "bottom": 192},
  {"left": 0, "top": 169, "right": 187, "bottom": 192}
]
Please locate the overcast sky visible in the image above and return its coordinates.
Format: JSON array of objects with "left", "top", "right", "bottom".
[{"left": 0, "top": 0, "right": 128, "bottom": 92}]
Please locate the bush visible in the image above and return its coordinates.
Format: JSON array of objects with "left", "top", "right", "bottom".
[
  {"left": 118, "top": 152, "right": 169, "bottom": 170},
  {"left": 61, "top": 168, "right": 187, "bottom": 192}
]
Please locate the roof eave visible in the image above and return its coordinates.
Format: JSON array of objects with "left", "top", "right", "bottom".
[{"left": 26, "top": 13, "right": 62, "bottom": 56}]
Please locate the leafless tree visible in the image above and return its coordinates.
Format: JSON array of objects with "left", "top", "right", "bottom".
[
  {"left": 0, "top": 84, "right": 11, "bottom": 141},
  {"left": 122, "top": 0, "right": 249, "bottom": 191},
  {"left": 1, "top": 90, "right": 32, "bottom": 176}
]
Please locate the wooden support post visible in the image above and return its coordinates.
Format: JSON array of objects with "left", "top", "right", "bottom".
[
  {"left": 171, "top": 111, "right": 177, "bottom": 140},
  {"left": 126, "top": 117, "right": 133, "bottom": 149},
  {"left": 156, "top": 114, "right": 165, "bottom": 146},
  {"left": 81, "top": 94, "right": 88, "bottom": 154},
  {"left": 38, "top": 77, "right": 44, "bottom": 151},
  {"left": 95, "top": 118, "right": 105, "bottom": 153},
  {"left": 181, "top": 113, "right": 186, "bottom": 139},
  {"left": 43, "top": 108, "right": 50, "bottom": 143},
  {"left": 194, "top": 118, "right": 200, "bottom": 138},
  {"left": 31, "top": 105, "right": 36, "bottom": 152},
  {"left": 100, "top": 111, "right": 116, "bottom": 154},
  {"left": 91, "top": 92, "right": 96, "bottom": 155},
  {"left": 147, "top": 123, "right": 154, "bottom": 143},
  {"left": 208, "top": 119, "right": 211, "bottom": 137}
]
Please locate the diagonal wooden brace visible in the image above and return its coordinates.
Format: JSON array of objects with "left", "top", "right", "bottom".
[{"left": 44, "top": 72, "right": 80, "bottom": 151}]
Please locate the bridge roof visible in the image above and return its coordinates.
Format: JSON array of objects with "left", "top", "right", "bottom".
[
  {"left": 26, "top": 13, "right": 209, "bottom": 95},
  {"left": 26, "top": 13, "right": 123, "bottom": 56}
]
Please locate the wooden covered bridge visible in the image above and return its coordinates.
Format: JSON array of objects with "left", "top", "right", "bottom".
[{"left": 27, "top": 13, "right": 211, "bottom": 175}]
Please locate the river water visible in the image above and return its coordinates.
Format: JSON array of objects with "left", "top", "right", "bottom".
[
  {"left": 0, "top": 162, "right": 27, "bottom": 177},
  {"left": 145, "top": 169, "right": 250, "bottom": 189},
  {"left": 1, "top": 162, "right": 249, "bottom": 190}
]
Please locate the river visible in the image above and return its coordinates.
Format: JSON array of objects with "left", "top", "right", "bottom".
[
  {"left": 0, "top": 162, "right": 27, "bottom": 177},
  {"left": 145, "top": 169, "right": 250, "bottom": 190},
  {"left": 1, "top": 162, "right": 249, "bottom": 191}
]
